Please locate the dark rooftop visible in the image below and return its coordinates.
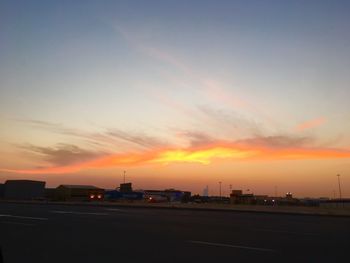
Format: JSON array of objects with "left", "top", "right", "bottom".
[{"left": 58, "top": 185, "right": 101, "bottom": 190}]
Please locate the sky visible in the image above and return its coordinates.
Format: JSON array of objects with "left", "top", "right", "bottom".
[{"left": 1, "top": 0, "right": 350, "bottom": 197}]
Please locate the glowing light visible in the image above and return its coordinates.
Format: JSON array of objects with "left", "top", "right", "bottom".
[
  {"left": 1, "top": 143, "right": 350, "bottom": 175},
  {"left": 151, "top": 147, "right": 257, "bottom": 165}
]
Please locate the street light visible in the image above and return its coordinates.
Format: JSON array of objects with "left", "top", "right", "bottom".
[
  {"left": 337, "top": 174, "right": 342, "bottom": 200},
  {"left": 219, "top": 182, "right": 222, "bottom": 199}
]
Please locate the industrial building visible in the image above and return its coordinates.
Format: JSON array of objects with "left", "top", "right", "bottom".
[
  {"left": 119, "top": 182, "right": 133, "bottom": 192},
  {"left": 230, "top": 189, "right": 300, "bottom": 205},
  {"left": 104, "top": 190, "right": 144, "bottom": 201},
  {"left": 0, "top": 183, "right": 4, "bottom": 198},
  {"left": 54, "top": 185, "right": 104, "bottom": 201},
  {"left": 320, "top": 199, "right": 350, "bottom": 209},
  {"left": 104, "top": 182, "right": 143, "bottom": 201},
  {"left": 230, "top": 190, "right": 257, "bottom": 204},
  {"left": 2, "top": 180, "right": 46, "bottom": 200},
  {"left": 143, "top": 189, "right": 191, "bottom": 202}
]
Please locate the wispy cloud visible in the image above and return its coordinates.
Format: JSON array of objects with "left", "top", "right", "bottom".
[
  {"left": 295, "top": 118, "right": 326, "bottom": 131},
  {"left": 235, "top": 135, "right": 312, "bottom": 149},
  {"left": 106, "top": 129, "right": 167, "bottom": 149},
  {"left": 114, "top": 24, "right": 275, "bottom": 118},
  {"left": 13, "top": 119, "right": 168, "bottom": 151},
  {"left": 21, "top": 143, "right": 106, "bottom": 166},
  {"left": 175, "top": 130, "right": 214, "bottom": 147},
  {"left": 197, "top": 105, "right": 263, "bottom": 136},
  {"left": 2, "top": 135, "right": 350, "bottom": 175}
]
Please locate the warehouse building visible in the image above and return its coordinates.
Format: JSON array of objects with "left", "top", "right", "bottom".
[
  {"left": 104, "top": 190, "right": 144, "bottom": 201},
  {"left": 3, "top": 180, "right": 46, "bottom": 200},
  {"left": 143, "top": 189, "right": 191, "bottom": 202},
  {"left": 0, "top": 183, "right": 4, "bottom": 198},
  {"left": 320, "top": 199, "right": 350, "bottom": 209},
  {"left": 54, "top": 185, "right": 104, "bottom": 201}
]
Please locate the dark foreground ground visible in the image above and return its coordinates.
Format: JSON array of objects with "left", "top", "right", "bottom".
[{"left": 0, "top": 203, "right": 349, "bottom": 263}]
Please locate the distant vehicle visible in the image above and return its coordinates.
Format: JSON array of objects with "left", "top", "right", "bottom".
[{"left": 89, "top": 193, "right": 103, "bottom": 201}]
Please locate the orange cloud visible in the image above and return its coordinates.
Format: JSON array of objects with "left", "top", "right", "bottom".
[
  {"left": 2, "top": 141, "right": 350, "bottom": 175},
  {"left": 296, "top": 118, "right": 326, "bottom": 131}
]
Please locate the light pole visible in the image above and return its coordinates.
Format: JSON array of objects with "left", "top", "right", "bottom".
[
  {"left": 274, "top": 186, "right": 278, "bottom": 197},
  {"left": 219, "top": 182, "right": 222, "bottom": 199},
  {"left": 337, "top": 174, "right": 342, "bottom": 200},
  {"left": 123, "top": 170, "right": 126, "bottom": 184}
]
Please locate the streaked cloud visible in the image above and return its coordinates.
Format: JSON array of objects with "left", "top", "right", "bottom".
[
  {"left": 21, "top": 143, "right": 106, "bottom": 166},
  {"left": 175, "top": 130, "right": 214, "bottom": 147},
  {"left": 106, "top": 129, "right": 167, "bottom": 149},
  {"left": 197, "top": 105, "right": 263, "bottom": 136},
  {"left": 235, "top": 135, "right": 312, "bottom": 149},
  {"left": 13, "top": 119, "right": 168, "bottom": 151},
  {"left": 2, "top": 136, "right": 350, "bottom": 175},
  {"left": 296, "top": 118, "right": 326, "bottom": 131}
]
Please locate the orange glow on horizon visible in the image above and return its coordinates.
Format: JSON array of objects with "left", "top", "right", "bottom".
[{"left": 1, "top": 143, "right": 350, "bottom": 175}]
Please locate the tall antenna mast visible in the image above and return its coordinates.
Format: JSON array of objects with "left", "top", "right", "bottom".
[{"left": 337, "top": 174, "right": 342, "bottom": 200}]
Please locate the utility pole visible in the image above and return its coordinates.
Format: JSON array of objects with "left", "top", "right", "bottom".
[
  {"left": 274, "top": 186, "right": 278, "bottom": 197},
  {"left": 337, "top": 174, "right": 342, "bottom": 200},
  {"left": 123, "top": 170, "right": 126, "bottom": 184},
  {"left": 219, "top": 182, "right": 222, "bottom": 199}
]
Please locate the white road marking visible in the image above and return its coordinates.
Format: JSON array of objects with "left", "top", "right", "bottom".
[
  {"left": 0, "top": 214, "right": 48, "bottom": 220},
  {"left": 51, "top": 210, "right": 109, "bottom": 216},
  {"left": 188, "top": 240, "right": 276, "bottom": 253},
  {"left": 0, "top": 221, "right": 35, "bottom": 226}
]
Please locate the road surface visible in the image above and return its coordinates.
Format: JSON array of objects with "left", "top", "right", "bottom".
[{"left": 0, "top": 202, "right": 349, "bottom": 262}]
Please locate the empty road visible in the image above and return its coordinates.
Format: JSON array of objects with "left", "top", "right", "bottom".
[{"left": 0, "top": 202, "right": 349, "bottom": 262}]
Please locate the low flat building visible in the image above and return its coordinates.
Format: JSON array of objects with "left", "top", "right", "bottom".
[
  {"left": 320, "top": 199, "right": 350, "bottom": 209},
  {"left": 143, "top": 189, "right": 191, "bottom": 202},
  {"left": 44, "top": 188, "right": 57, "bottom": 200},
  {"left": 230, "top": 190, "right": 256, "bottom": 204},
  {"left": 0, "top": 183, "right": 4, "bottom": 198},
  {"left": 55, "top": 185, "right": 104, "bottom": 201},
  {"left": 3, "top": 180, "right": 45, "bottom": 200},
  {"left": 104, "top": 190, "right": 144, "bottom": 201},
  {"left": 119, "top": 183, "right": 133, "bottom": 193}
]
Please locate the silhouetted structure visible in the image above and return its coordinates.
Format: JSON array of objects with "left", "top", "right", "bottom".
[
  {"left": 320, "top": 198, "right": 350, "bottom": 209},
  {"left": 143, "top": 189, "right": 191, "bottom": 202},
  {"left": 119, "top": 183, "right": 132, "bottom": 193},
  {"left": 202, "top": 185, "right": 209, "bottom": 197},
  {"left": 104, "top": 190, "right": 144, "bottom": 201},
  {"left": 230, "top": 190, "right": 256, "bottom": 204},
  {"left": 0, "top": 183, "right": 4, "bottom": 198},
  {"left": 230, "top": 189, "right": 301, "bottom": 205},
  {"left": 44, "top": 188, "right": 57, "bottom": 200},
  {"left": 55, "top": 185, "right": 104, "bottom": 201},
  {"left": 3, "top": 180, "right": 45, "bottom": 200},
  {"left": 299, "top": 197, "right": 329, "bottom": 206}
]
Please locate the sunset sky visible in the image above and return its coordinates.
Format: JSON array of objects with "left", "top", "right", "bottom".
[{"left": 1, "top": 0, "right": 350, "bottom": 197}]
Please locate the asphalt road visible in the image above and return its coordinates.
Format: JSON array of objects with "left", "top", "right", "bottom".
[{"left": 0, "top": 203, "right": 349, "bottom": 263}]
